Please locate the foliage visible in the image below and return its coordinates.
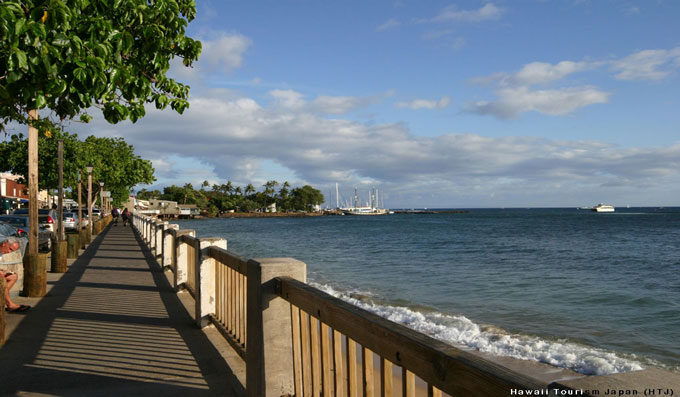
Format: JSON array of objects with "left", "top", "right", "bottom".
[
  {"left": 142, "top": 180, "right": 325, "bottom": 214},
  {"left": 289, "top": 185, "right": 324, "bottom": 211},
  {"left": 0, "top": 130, "right": 81, "bottom": 188},
  {"left": 0, "top": 0, "right": 201, "bottom": 132},
  {"left": 0, "top": 132, "right": 155, "bottom": 205}
]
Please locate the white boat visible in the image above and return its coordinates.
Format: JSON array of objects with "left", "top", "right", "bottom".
[
  {"left": 592, "top": 203, "right": 615, "bottom": 212},
  {"left": 340, "top": 187, "right": 389, "bottom": 215},
  {"left": 342, "top": 207, "right": 389, "bottom": 216}
]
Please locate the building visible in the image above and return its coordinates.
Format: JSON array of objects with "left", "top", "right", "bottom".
[
  {"left": 148, "top": 199, "right": 180, "bottom": 218},
  {"left": 178, "top": 204, "right": 200, "bottom": 218},
  {"left": 0, "top": 173, "right": 29, "bottom": 214}
]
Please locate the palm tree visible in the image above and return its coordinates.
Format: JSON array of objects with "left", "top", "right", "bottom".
[
  {"left": 224, "top": 181, "right": 233, "bottom": 195},
  {"left": 245, "top": 184, "right": 256, "bottom": 196},
  {"left": 263, "top": 180, "right": 278, "bottom": 203}
]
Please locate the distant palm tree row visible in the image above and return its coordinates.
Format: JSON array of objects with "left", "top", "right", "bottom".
[{"left": 136, "top": 180, "right": 324, "bottom": 215}]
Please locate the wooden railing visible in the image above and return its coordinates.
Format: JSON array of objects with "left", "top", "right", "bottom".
[
  {"left": 208, "top": 246, "right": 248, "bottom": 358},
  {"left": 130, "top": 212, "right": 555, "bottom": 397},
  {"left": 178, "top": 234, "right": 198, "bottom": 296},
  {"left": 279, "top": 277, "right": 547, "bottom": 396}
]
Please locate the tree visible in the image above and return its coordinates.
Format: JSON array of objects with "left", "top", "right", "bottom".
[
  {"left": 0, "top": 0, "right": 200, "bottom": 281},
  {"left": 0, "top": 132, "right": 154, "bottom": 206},
  {"left": 244, "top": 183, "right": 256, "bottom": 196},
  {"left": 0, "top": 0, "right": 201, "bottom": 128},
  {"left": 0, "top": 130, "right": 81, "bottom": 190},
  {"left": 290, "top": 185, "right": 324, "bottom": 211},
  {"left": 263, "top": 180, "right": 278, "bottom": 205},
  {"left": 136, "top": 188, "right": 161, "bottom": 201},
  {"left": 277, "top": 181, "right": 291, "bottom": 211},
  {"left": 80, "top": 135, "right": 155, "bottom": 206}
]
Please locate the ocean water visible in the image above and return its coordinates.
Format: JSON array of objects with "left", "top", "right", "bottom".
[{"left": 175, "top": 208, "right": 680, "bottom": 375}]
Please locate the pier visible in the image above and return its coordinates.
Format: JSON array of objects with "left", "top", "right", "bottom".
[{"left": 0, "top": 214, "right": 677, "bottom": 396}]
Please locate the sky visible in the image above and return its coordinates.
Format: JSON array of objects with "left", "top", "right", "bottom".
[{"left": 23, "top": 1, "right": 680, "bottom": 207}]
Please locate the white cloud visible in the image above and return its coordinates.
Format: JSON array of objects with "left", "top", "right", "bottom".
[
  {"left": 509, "top": 61, "right": 596, "bottom": 86},
  {"left": 266, "top": 91, "right": 382, "bottom": 115},
  {"left": 70, "top": 93, "right": 680, "bottom": 207},
  {"left": 312, "top": 96, "right": 370, "bottom": 114},
  {"left": 167, "top": 32, "right": 252, "bottom": 84},
  {"left": 377, "top": 18, "right": 401, "bottom": 31},
  {"left": 200, "top": 33, "right": 252, "bottom": 72},
  {"left": 466, "top": 86, "right": 610, "bottom": 119},
  {"left": 472, "top": 60, "right": 598, "bottom": 87},
  {"left": 396, "top": 96, "right": 451, "bottom": 109},
  {"left": 611, "top": 47, "right": 680, "bottom": 81},
  {"left": 467, "top": 59, "right": 610, "bottom": 118},
  {"left": 430, "top": 3, "right": 504, "bottom": 23},
  {"left": 269, "top": 89, "right": 307, "bottom": 110}
]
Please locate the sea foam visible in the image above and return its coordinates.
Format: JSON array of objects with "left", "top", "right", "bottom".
[{"left": 311, "top": 282, "right": 644, "bottom": 376}]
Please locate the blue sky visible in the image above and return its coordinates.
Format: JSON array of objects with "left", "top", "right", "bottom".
[{"left": 67, "top": 1, "right": 680, "bottom": 207}]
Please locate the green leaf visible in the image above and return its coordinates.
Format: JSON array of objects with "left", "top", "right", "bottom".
[
  {"left": 35, "top": 94, "right": 47, "bottom": 109},
  {"left": 14, "top": 19, "right": 25, "bottom": 36},
  {"left": 53, "top": 34, "right": 70, "bottom": 46},
  {"left": 7, "top": 70, "right": 22, "bottom": 83},
  {"left": 73, "top": 68, "right": 87, "bottom": 83},
  {"left": 15, "top": 50, "right": 28, "bottom": 70}
]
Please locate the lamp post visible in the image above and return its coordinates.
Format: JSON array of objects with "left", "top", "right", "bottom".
[
  {"left": 87, "top": 164, "right": 93, "bottom": 239},
  {"left": 99, "top": 182, "right": 104, "bottom": 216}
]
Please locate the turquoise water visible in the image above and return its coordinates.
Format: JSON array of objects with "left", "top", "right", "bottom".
[{"left": 175, "top": 208, "right": 680, "bottom": 375}]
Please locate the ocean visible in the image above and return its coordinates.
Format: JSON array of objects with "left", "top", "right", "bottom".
[{"left": 175, "top": 207, "right": 680, "bottom": 376}]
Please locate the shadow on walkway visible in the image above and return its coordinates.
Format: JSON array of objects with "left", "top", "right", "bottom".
[{"left": 0, "top": 224, "right": 245, "bottom": 396}]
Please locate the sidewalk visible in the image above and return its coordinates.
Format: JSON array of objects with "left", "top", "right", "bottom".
[{"left": 0, "top": 224, "right": 245, "bottom": 396}]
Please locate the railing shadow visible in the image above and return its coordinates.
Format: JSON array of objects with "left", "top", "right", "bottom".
[{"left": 0, "top": 223, "right": 244, "bottom": 396}]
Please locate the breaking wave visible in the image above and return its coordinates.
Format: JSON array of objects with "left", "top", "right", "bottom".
[{"left": 310, "top": 282, "right": 645, "bottom": 376}]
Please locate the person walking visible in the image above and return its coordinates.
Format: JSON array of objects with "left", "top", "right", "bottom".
[
  {"left": 122, "top": 208, "right": 130, "bottom": 227},
  {"left": 112, "top": 207, "right": 120, "bottom": 226}
]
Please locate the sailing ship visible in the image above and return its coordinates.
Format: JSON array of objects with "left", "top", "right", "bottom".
[{"left": 340, "top": 186, "right": 389, "bottom": 216}]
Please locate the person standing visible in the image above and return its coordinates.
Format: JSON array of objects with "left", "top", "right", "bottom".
[{"left": 0, "top": 240, "right": 31, "bottom": 312}]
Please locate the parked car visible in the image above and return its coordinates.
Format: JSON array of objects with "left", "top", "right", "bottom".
[
  {"left": 63, "top": 212, "right": 79, "bottom": 230},
  {"left": 74, "top": 208, "right": 92, "bottom": 226},
  {"left": 0, "top": 221, "right": 28, "bottom": 257},
  {"left": 11, "top": 208, "right": 57, "bottom": 232},
  {"left": 0, "top": 215, "right": 53, "bottom": 252}
]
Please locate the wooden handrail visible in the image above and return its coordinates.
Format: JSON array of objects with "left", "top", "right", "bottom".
[
  {"left": 207, "top": 246, "right": 249, "bottom": 275},
  {"left": 278, "top": 276, "right": 547, "bottom": 396},
  {"left": 178, "top": 233, "right": 199, "bottom": 248}
]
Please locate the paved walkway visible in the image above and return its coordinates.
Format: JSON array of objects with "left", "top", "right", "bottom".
[{"left": 0, "top": 224, "right": 245, "bottom": 396}]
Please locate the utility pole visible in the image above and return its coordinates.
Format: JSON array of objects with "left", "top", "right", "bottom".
[
  {"left": 24, "top": 109, "right": 46, "bottom": 296},
  {"left": 87, "top": 165, "right": 93, "bottom": 239},
  {"left": 27, "top": 110, "right": 38, "bottom": 257},
  {"left": 77, "top": 170, "right": 82, "bottom": 233},
  {"left": 57, "top": 140, "right": 64, "bottom": 241}
]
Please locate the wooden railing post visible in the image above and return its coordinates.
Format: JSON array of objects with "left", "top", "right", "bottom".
[
  {"left": 195, "top": 237, "right": 227, "bottom": 328},
  {"left": 150, "top": 219, "right": 158, "bottom": 254},
  {"left": 174, "top": 230, "right": 195, "bottom": 291},
  {"left": 246, "top": 257, "right": 306, "bottom": 397},
  {"left": 140, "top": 216, "right": 146, "bottom": 242},
  {"left": 163, "top": 224, "right": 179, "bottom": 270},
  {"left": 145, "top": 217, "right": 151, "bottom": 245},
  {"left": 155, "top": 221, "right": 166, "bottom": 260}
]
